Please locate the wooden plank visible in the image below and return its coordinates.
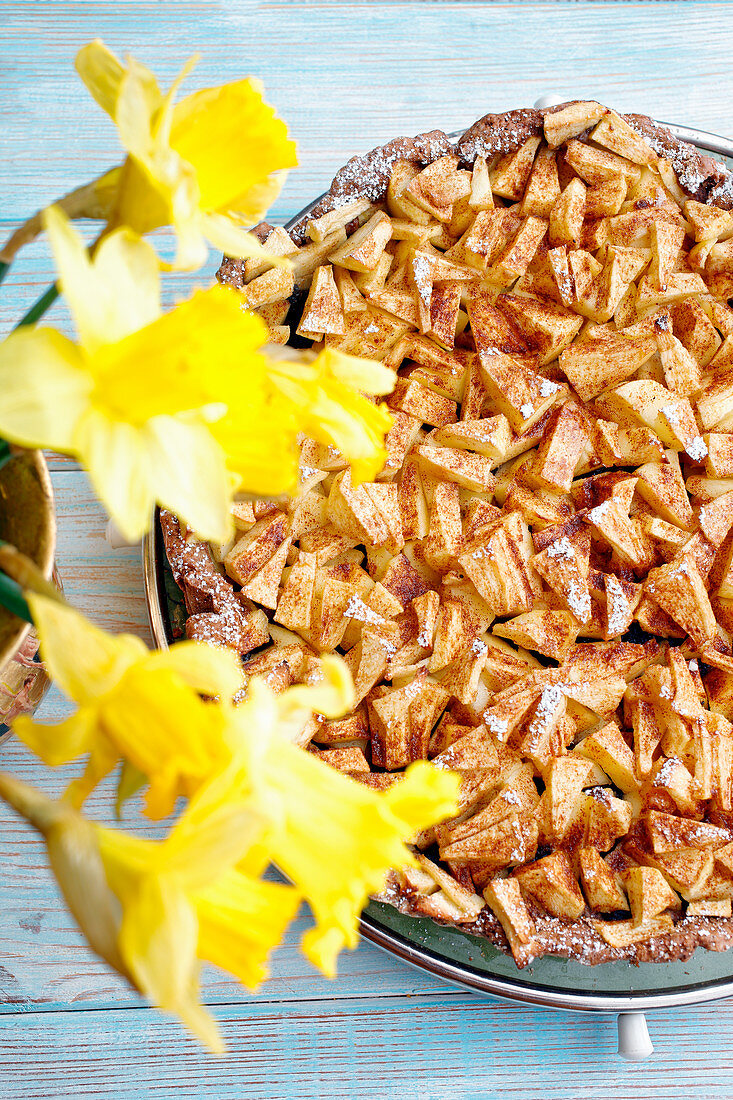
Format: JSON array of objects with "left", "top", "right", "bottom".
[
  {"left": 1, "top": 994, "right": 733, "bottom": 1099},
  {"left": 3, "top": 2, "right": 733, "bottom": 331},
  {"left": 50, "top": 469, "right": 150, "bottom": 642}
]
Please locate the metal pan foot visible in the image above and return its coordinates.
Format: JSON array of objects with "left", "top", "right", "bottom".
[{"left": 617, "top": 1012, "right": 653, "bottom": 1060}]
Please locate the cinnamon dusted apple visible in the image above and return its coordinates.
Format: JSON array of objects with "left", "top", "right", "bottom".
[{"left": 163, "top": 102, "right": 733, "bottom": 967}]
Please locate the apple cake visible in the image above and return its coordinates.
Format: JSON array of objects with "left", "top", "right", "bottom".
[{"left": 162, "top": 100, "right": 733, "bottom": 966}]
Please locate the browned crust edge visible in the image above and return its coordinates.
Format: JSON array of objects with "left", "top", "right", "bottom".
[
  {"left": 377, "top": 876, "right": 733, "bottom": 967},
  {"left": 217, "top": 100, "right": 733, "bottom": 289}
]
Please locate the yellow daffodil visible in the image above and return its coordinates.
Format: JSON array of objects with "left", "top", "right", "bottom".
[
  {"left": 0, "top": 770, "right": 301, "bottom": 1052},
  {"left": 203, "top": 344, "right": 394, "bottom": 495},
  {"left": 264, "top": 348, "right": 394, "bottom": 486},
  {"left": 11, "top": 593, "right": 457, "bottom": 1012},
  {"left": 0, "top": 206, "right": 259, "bottom": 541},
  {"left": 224, "top": 678, "right": 460, "bottom": 977},
  {"left": 74, "top": 40, "right": 298, "bottom": 269},
  {"left": 12, "top": 593, "right": 241, "bottom": 817},
  {"left": 0, "top": 208, "right": 394, "bottom": 537}
]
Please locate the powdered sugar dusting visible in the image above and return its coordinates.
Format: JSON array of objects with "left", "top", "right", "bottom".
[
  {"left": 484, "top": 711, "right": 509, "bottom": 738},
  {"left": 686, "top": 435, "right": 708, "bottom": 461},
  {"left": 345, "top": 595, "right": 385, "bottom": 626},
  {"left": 547, "top": 536, "right": 576, "bottom": 560}
]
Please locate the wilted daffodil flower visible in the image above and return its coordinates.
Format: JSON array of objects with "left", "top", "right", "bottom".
[
  {"left": 12, "top": 593, "right": 242, "bottom": 817},
  {"left": 0, "top": 770, "right": 301, "bottom": 1052},
  {"left": 0, "top": 208, "right": 394, "bottom": 540},
  {"left": 224, "top": 679, "right": 461, "bottom": 977},
  {"left": 75, "top": 39, "right": 298, "bottom": 269}
]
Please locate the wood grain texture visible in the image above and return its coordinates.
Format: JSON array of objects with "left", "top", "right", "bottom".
[
  {"left": 2, "top": 995, "right": 733, "bottom": 1100},
  {"left": 3, "top": 1, "right": 733, "bottom": 1094},
  {"left": 3, "top": 1, "right": 733, "bottom": 330}
]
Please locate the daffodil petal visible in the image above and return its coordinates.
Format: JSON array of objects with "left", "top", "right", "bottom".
[
  {"left": 117, "top": 875, "right": 223, "bottom": 1054},
  {"left": 74, "top": 408, "right": 155, "bottom": 542},
  {"left": 170, "top": 213, "right": 210, "bottom": 272},
  {"left": 301, "top": 921, "right": 356, "bottom": 979},
  {"left": 143, "top": 769, "right": 183, "bottom": 822},
  {"left": 277, "top": 655, "right": 354, "bottom": 729},
  {"left": 13, "top": 709, "right": 96, "bottom": 767},
  {"left": 115, "top": 761, "right": 147, "bottom": 819},
  {"left": 64, "top": 737, "right": 120, "bottom": 809},
  {"left": 196, "top": 871, "right": 300, "bottom": 989},
  {"left": 27, "top": 593, "right": 146, "bottom": 705},
  {"left": 143, "top": 415, "right": 232, "bottom": 543},
  {"left": 91, "top": 228, "right": 161, "bottom": 340},
  {"left": 146, "top": 641, "right": 244, "bottom": 700},
  {"left": 44, "top": 208, "right": 162, "bottom": 353},
  {"left": 382, "top": 761, "right": 461, "bottom": 834},
  {"left": 318, "top": 348, "right": 397, "bottom": 396},
  {"left": 149, "top": 55, "right": 200, "bottom": 150},
  {"left": 164, "top": 766, "right": 263, "bottom": 888},
  {"left": 300, "top": 386, "right": 391, "bottom": 483},
  {"left": 0, "top": 326, "right": 89, "bottom": 451},
  {"left": 115, "top": 65, "right": 162, "bottom": 164},
  {"left": 43, "top": 206, "right": 110, "bottom": 352},
  {"left": 201, "top": 212, "right": 292, "bottom": 265},
  {"left": 170, "top": 79, "right": 296, "bottom": 214},
  {"left": 74, "top": 40, "right": 127, "bottom": 118},
  {"left": 101, "top": 666, "right": 223, "bottom": 812}
]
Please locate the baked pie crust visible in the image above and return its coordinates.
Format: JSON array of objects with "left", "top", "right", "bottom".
[{"left": 163, "top": 101, "right": 733, "bottom": 966}]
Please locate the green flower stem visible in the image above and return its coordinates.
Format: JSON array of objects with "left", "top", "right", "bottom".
[
  {"left": 0, "top": 572, "right": 32, "bottom": 623},
  {"left": 15, "top": 282, "right": 59, "bottom": 328},
  {"left": 0, "top": 441, "right": 13, "bottom": 472},
  {"left": 0, "top": 542, "right": 62, "bottom": 606},
  {"left": 0, "top": 261, "right": 9, "bottom": 288}
]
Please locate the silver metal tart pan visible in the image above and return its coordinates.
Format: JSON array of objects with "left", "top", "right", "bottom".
[{"left": 143, "top": 116, "right": 733, "bottom": 1029}]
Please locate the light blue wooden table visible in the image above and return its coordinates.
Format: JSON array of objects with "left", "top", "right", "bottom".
[{"left": 3, "top": 2, "right": 733, "bottom": 1096}]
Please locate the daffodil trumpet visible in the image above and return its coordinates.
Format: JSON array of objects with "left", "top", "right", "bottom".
[{"left": 0, "top": 207, "right": 395, "bottom": 542}]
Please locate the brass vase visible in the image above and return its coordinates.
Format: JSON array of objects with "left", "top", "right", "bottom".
[{"left": 0, "top": 450, "right": 56, "bottom": 742}]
